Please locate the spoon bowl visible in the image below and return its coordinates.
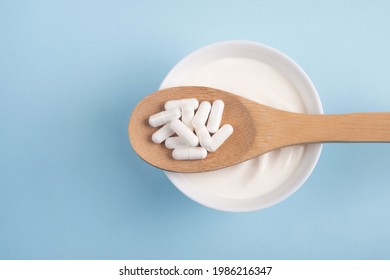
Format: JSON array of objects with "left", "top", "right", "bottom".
[
  {"left": 129, "top": 86, "right": 390, "bottom": 173},
  {"left": 129, "top": 86, "right": 256, "bottom": 172}
]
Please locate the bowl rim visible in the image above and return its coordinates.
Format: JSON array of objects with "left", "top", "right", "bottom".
[{"left": 160, "top": 40, "right": 323, "bottom": 212}]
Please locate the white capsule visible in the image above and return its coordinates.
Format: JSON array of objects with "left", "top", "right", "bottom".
[
  {"left": 164, "top": 137, "right": 189, "bottom": 149},
  {"left": 195, "top": 125, "right": 212, "bottom": 149},
  {"left": 149, "top": 108, "right": 181, "bottom": 127},
  {"left": 151, "top": 123, "right": 175, "bottom": 144},
  {"left": 192, "top": 101, "right": 211, "bottom": 129},
  {"left": 181, "top": 104, "right": 195, "bottom": 131},
  {"left": 207, "top": 99, "right": 224, "bottom": 133},
  {"left": 170, "top": 119, "right": 199, "bottom": 147},
  {"left": 207, "top": 124, "right": 233, "bottom": 152},
  {"left": 172, "top": 147, "right": 207, "bottom": 160},
  {"left": 164, "top": 98, "right": 199, "bottom": 110}
]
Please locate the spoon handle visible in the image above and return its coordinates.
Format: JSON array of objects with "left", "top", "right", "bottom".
[{"left": 292, "top": 112, "right": 390, "bottom": 143}]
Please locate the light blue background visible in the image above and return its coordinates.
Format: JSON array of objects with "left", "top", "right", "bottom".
[{"left": 1, "top": 0, "right": 390, "bottom": 259}]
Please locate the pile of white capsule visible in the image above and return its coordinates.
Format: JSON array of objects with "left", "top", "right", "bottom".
[{"left": 148, "top": 98, "right": 233, "bottom": 160}]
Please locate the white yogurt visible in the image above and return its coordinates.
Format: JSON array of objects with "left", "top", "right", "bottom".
[{"left": 175, "top": 57, "right": 307, "bottom": 199}]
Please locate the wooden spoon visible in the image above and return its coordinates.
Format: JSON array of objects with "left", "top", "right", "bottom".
[{"left": 129, "top": 86, "right": 390, "bottom": 173}]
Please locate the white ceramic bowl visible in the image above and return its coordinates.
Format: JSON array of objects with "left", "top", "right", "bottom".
[{"left": 160, "top": 41, "right": 323, "bottom": 212}]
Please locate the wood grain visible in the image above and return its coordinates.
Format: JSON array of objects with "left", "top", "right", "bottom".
[{"left": 129, "top": 86, "right": 390, "bottom": 173}]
